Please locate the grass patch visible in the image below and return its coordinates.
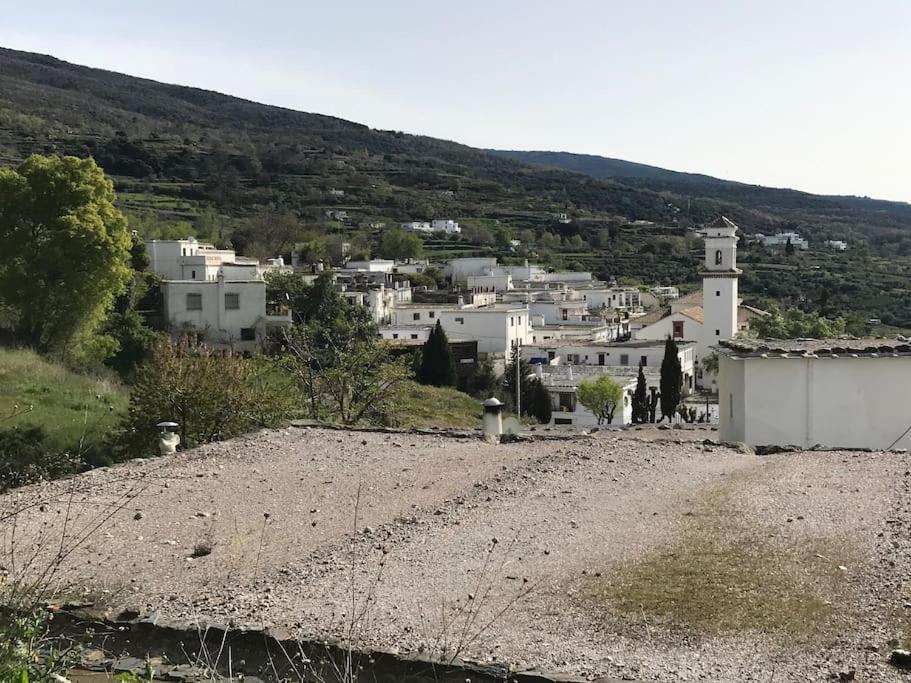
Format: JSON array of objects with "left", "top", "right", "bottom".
[
  {"left": 392, "top": 381, "right": 482, "bottom": 429},
  {"left": 0, "top": 348, "right": 127, "bottom": 450},
  {"left": 585, "top": 491, "right": 856, "bottom": 640}
]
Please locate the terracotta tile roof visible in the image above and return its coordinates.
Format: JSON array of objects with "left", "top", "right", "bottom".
[
  {"left": 675, "top": 291, "right": 704, "bottom": 306},
  {"left": 631, "top": 307, "right": 670, "bottom": 325},
  {"left": 706, "top": 216, "right": 738, "bottom": 229},
  {"left": 718, "top": 338, "right": 911, "bottom": 358},
  {"left": 678, "top": 307, "right": 704, "bottom": 323}
]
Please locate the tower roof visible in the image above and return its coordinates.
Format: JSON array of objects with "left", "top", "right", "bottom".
[{"left": 706, "top": 216, "right": 738, "bottom": 230}]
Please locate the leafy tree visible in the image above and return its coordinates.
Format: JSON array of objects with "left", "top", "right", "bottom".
[
  {"left": 231, "top": 207, "right": 303, "bottom": 260},
  {"left": 122, "top": 337, "right": 294, "bottom": 454},
  {"left": 418, "top": 320, "right": 456, "bottom": 387},
  {"left": 660, "top": 337, "right": 683, "bottom": 422},
  {"left": 529, "top": 379, "right": 553, "bottom": 424},
  {"left": 378, "top": 228, "right": 423, "bottom": 260},
  {"left": 576, "top": 374, "right": 624, "bottom": 425},
  {"left": 750, "top": 304, "right": 847, "bottom": 339},
  {"left": 0, "top": 155, "right": 132, "bottom": 352},
  {"left": 631, "top": 364, "right": 648, "bottom": 423}
]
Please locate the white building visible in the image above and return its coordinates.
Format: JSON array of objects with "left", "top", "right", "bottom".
[
  {"left": 523, "top": 339, "right": 696, "bottom": 395},
  {"left": 718, "top": 338, "right": 911, "bottom": 449},
  {"left": 825, "top": 240, "right": 848, "bottom": 251},
  {"left": 431, "top": 219, "right": 461, "bottom": 235},
  {"left": 384, "top": 303, "right": 531, "bottom": 356},
  {"left": 758, "top": 232, "right": 809, "bottom": 250},
  {"left": 146, "top": 238, "right": 292, "bottom": 349},
  {"left": 651, "top": 286, "right": 680, "bottom": 300},
  {"left": 446, "top": 258, "right": 500, "bottom": 286},
  {"left": 467, "top": 273, "right": 513, "bottom": 292},
  {"left": 401, "top": 221, "right": 432, "bottom": 233},
  {"left": 636, "top": 216, "right": 744, "bottom": 388}
]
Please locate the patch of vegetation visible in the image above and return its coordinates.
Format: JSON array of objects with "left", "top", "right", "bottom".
[
  {"left": 585, "top": 491, "right": 857, "bottom": 639},
  {"left": 390, "top": 381, "right": 482, "bottom": 429},
  {"left": 0, "top": 348, "right": 126, "bottom": 450}
]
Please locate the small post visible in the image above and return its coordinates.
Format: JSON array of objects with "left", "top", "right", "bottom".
[
  {"left": 482, "top": 398, "right": 504, "bottom": 444},
  {"left": 157, "top": 421, "right": 180, "bottom": 455}
]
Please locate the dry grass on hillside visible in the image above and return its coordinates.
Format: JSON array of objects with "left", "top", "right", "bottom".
[{"left": 583, "top": 489, "right": 859, "bottom": 640}]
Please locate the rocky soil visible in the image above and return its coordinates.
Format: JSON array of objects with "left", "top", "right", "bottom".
[{"left": 3, "top": 426, "right": 910, "bottom": 682}]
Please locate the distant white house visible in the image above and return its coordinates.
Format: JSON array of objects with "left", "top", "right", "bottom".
[
  {"left": 757, "top": 232, "right": 809, "bottom": 250},
  {"left": 825, "top": 239, "right": 848, "bottom": 251},
  {"left": 651, "top": 285, "right": 680, "bottom": 300},
  {"left": 718, "top": 338, "right": 911, "bottom": 449},
  {"left": 431, "top": 219, "right": 461, "bottom": 235}
]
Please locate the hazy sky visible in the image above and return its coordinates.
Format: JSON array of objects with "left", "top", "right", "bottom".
[{"left": 2, "top": 1, "right": 909, "bottom": 202}]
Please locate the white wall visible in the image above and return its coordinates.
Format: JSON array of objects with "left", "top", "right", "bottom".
[
  {"left": 447, "top": 258, "right": 499, "bottom": 286},
  {"left": 702, "top": 276, "right": 739, "bottom": 344},
  {"left": 719, "top": 355, "right": 911, "bottom": 449},
  {"left": 162, "top": 279, "right": 269, "bottom": 349}
]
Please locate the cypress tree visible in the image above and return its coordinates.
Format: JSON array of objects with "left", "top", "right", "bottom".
[
  {"left": 418, "top": 320, "right": 456, "bottom": 387},
  {"left": 632, "top": 363, "right": 648, "bottom": 423},
  {"left": 530, "top": 379, "right": 553, "bottom": 424},
  {"left": 660, "top": 336, "right": 683, "bottom": 422}
]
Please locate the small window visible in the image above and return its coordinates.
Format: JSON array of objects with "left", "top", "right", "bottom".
[
  {"left": 715, "top": 249, "right": 723, "bottom": 265},
  {"left": 518, "top": 316, "right": 522, "bottom": 325},
  {"left": 673, "top": 320, "right": 684, "bottom": 338},
  {"left": 510, "top": 317, "right": 514, "bottom": 327},
  {"left": 429, "top": 311, "right": 435, "bottom": 318},
  {"left": 455, "top": 317, "right": 464, "bottom": 324},
  {"left": 413, "top": 312, "right": 420, "bottom": 321},
  {"left": 620, "top": 354, "right": 629, "bottom": 366},
  {"left": 716, "top": 290, "right": 721, "bottom": 297},
  {"left": 729, "top": 393, "right": 734, "bottom": 419},
  {"left": 224, "top": 293, "right": 240, "bottom": 310},
  {"left": 186, "top": 293, "right": 202, "bottom": 311},
  {"left": 641, "top": 355, "right": 648, "bottom": 367},
  {"left": 392, "top": 333, "right": 399, "bottom": 339},
  {"left": 240, "top": 327, "right": 256, "bottom": 341},
  {"left": 191, "top": 269, "right": 197, "bottom": 279},
  {"left": 716, "top": 329, "right": 721, "bottom": 336},
  {"left": 410, "top": 334, "right": 418, "bottom": 340}
]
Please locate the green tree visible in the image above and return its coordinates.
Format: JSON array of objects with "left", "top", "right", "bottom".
[
  {"left": 529, "top": 379, "right": 553, "bottom": 424},
  {"left": 471, "top": 355, "right": 499, "bottom": 398},
  {"left": 122, "top": 337, "right": 294, "bottom": 454},
  {"left": 378, "top": 228, "right": 423, "bottom": 260},
  {"left": 418, "top": 320, "right": 456, "bottom": 387},
  {"left": 660, "top": 337, "right": 682, "bottom": 422},
  {"left": 750, "top": 304, "right": 846, "bottom": 339},
  {"left": 502, "top": 345, "right": 534, "bottom": 416},
  {"left": 576, "top": 374, "right": 624, "bottom": 425},
  {"left": 0, "top": 155, "right": 132, "bottom": 352},
  {"left": 631, "top": 364, "right": 648, "bottom": 423}
]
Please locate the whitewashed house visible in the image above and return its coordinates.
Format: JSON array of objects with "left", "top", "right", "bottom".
[
  {"left": 758, "top": 232, "right": 809, "bottom": 250},
  {"left": 717, "top": 338, "right": 911, "bottom": 449},
  {"left": 825, "top": 240, "right": 848, "bottom": 251},
  {"left": 431, "top": 219, "right": 461, "bottom": 235},
  {"left": 146, "top": 239, "right": 291, "bottom": 349},
  {"left": 401, "top": 221, "right": 432, "bottom": 233}
]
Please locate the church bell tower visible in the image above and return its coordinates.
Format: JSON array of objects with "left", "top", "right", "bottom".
[{"left": 702, "top": 216, "right": 740, "bottom": 344}]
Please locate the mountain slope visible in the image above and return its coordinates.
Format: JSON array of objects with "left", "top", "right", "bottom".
[{"left": 490, "top": 149, "right": 911, "bottom": 236}]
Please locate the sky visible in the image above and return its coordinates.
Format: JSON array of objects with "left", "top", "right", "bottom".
[{"left": 2, "top": 0, "right": 910, "bottom": 202}]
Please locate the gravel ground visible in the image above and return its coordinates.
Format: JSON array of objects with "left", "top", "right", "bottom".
[{"left": 3, "top": 426, "right": 910, "bottom": 682}]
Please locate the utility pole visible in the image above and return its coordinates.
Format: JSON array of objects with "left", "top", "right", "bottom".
[{"left": 514, "top": 340, "right": 521, "bottom": 417}]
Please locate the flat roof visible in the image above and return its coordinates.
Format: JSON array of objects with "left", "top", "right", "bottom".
[{"left": 719, "top": 338, "right": 911, "bottom": 358}]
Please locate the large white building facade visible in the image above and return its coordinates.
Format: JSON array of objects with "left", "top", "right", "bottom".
[{"left": 718, "top": 339, "right": 911, "bottom": 449}]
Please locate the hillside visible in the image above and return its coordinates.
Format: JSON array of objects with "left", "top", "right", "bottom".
[
  {"left": 2, "top": 46, "right": 911, "bottom": 326},
  {"left": 490, "top": 149, "right": 911, "bottom": 242}
]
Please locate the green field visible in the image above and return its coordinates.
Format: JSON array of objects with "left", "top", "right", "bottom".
[
  {"left": 0, "top": 348, "right": 127, "bottom": 450},
  {"left": 392, "top": 381, "right": 483, "bottom": 429}
]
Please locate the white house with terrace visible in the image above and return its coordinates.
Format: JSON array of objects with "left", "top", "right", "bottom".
[
  {"left": 145, "top": 238, "right": 291, "bottom": 350},
  {"left": 718, "top": 338, "right": 911, "bottom": 449}
]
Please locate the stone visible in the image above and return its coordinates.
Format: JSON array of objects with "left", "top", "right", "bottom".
[{"left": 133, "top": 511, "right": 144, "bottom": 520}]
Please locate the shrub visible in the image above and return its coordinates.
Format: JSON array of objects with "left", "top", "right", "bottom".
[
  {"left": 120, "top": 337, "right": 295, "bottom": 455},
  {"left": 0, "top": 426, "right": 77, "bottom": 492}
]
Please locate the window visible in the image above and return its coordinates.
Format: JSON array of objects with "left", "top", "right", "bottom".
[
  {"left": 562, "top": 309, "right": 568, "bottom": 321},
  {"left": 392, "top": 333, "right": 399, "bottom": 339},
  {"left": 716, "top": 329, "right": 720, "bottom": 336},
  {"left": 598, "top": 353, "right": 605, "bottom": 366},
  {"left": 224, "top": 293, "right": 240, "bottom": 310},
  {"left": 191, "top": 269, "right": 197, "bottom": 279},
  {"left": 186, "top": 293, "right": 202, "bottom": 311},
  {"left": 716, "top": 290, "right": 721, "bottom": 297},
  {"left": 673, "top": 320, "right": 684, "bottom": 338},
  {"left": 729, "top": 393, "right": 734, "bottom": 419},
  {"left": 620, "top": 354, "right": 629, "bottom": 366},
  {"left": 413, "top": 312, "right": 420, "bottom": 321},
  {"left": 455, "top": 317, "right": 464, "bottom": 324},
  {"left": 518, "top": 316, "right": 522, "bottom": 325},
  {"left": 715, "top": 249, "right": 723, "bottom": 265},
  {"left": 641, "top": 355, "right": 648, "bottom": 367},
  {"left": 429, "top": 311, "right": 435, "bottom": 318},
  {"left": 240, "top": 327, "right": 256, "bottom": 341},
  {"left": 510, "top": 317, "right": 514, "bottom": 327},
  {"left": 410, "top": 334, "right": 418, "bottom": 340}
]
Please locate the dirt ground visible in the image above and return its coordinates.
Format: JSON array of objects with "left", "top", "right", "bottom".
[{"left": 3, "top": 426, "right": 910, "bottom": 682}]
